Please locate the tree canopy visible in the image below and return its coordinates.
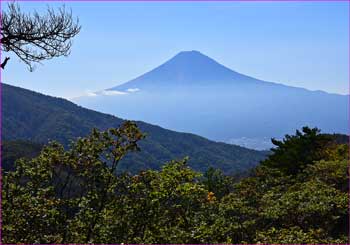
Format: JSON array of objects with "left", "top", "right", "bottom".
[
  {"left": 3, "top": 124, "right": 348, "bottom": 243},
  {"left": 261, "top": 126, "right": 334, "bottom": 174}
]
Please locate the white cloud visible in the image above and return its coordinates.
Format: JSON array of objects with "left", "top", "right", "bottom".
[
  {"left": 101, "top": 90, "right": 127, "bottom": 96},
  {"left": 85, "top": 91, "right": 98, "bottom": 97},
  {"left": 126, "top": 88, "right": 140, "bottom": 93},
  {"left": 78, "top": 89, "right": 132, "bottom": 98}
]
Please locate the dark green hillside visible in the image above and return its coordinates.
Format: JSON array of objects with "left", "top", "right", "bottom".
[
  {"left": 326, "top": 133, "right": 349, "bottom": 145},
  {"left": 2, "top": 140, "right": 43, "bottom": 171},
  {"left": 2, "top": 83, "right": 267, "bottom": 174}
]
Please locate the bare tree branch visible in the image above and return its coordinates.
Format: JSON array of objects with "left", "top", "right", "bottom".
[
  {"left": 1, "top": 57, "right": 10, "bottom": 69},
  {"left": 1, "top": 3, "right": 81, "bottom": 71}
]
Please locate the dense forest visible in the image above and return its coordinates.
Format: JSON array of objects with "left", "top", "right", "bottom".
[{"left": 3, "top": 123, "right": 348, "bottom": 243}]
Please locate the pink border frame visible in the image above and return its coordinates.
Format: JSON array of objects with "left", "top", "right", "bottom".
[{"left": 0, "top": 0, "right": 349, "bottom": 244}]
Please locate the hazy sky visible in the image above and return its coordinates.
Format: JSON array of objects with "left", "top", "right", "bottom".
[{"left": 2, "top": 1, "right": 349, "bottom": 99}]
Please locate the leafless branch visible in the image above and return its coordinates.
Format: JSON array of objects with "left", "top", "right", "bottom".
[{"left": 1, "top": 3, "right": 81, "bottom": 71}]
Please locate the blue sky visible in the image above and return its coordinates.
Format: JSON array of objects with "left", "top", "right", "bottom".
[{"left": 2, "top": 1, "right": 349, "bottom": 98}]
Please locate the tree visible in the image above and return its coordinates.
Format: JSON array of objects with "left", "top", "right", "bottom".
[
  {"left": 202, "top": 167, "right": 235, "bottom": 199},
  {"left": 1, "top": 3, "right": 81, "bottom": 71},
  {"left": 2, "top": 121, "right": 145, "bottom": 243},
  {"left": 261, "top": 127, "right": 333, "bottom": 175}
]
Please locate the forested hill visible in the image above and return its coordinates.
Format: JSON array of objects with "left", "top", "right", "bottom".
[{"left": 2, "top": 83, "right": 267, "bottom": 174}]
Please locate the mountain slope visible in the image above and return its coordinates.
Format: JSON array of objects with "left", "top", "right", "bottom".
[
  {"left": 2, "top": 83, "right": 267, "bottom": 174},
  {"left": 75, "top": 51, "right": 348, "bottom": 149}
]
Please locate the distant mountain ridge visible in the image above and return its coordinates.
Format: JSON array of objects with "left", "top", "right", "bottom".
[
  {"left": 2, "top": 83, "right": 267, "bottom": 174},
  {"left": 75, "top": 50, "right": 348, "bottom": 149}
]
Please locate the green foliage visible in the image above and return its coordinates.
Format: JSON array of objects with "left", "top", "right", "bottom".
[
  {"left": 3, "top": 121, "right": 145, "bottom": 243},
  {"left": 3, "top": 125, "right": 348, "bottom": 243},
  {"left": 255, "top": 226, "right": 346, "bottom": 244},
  {"left": 201, "top": 193, "right": 257, "bottom": 243},
  {"left": 260, "top": 180, "right": 347, "bottom": 232},
  {"left": 304, "top": 158, "right": 348, "bottom": 191},
  {"left": 202, "top": 167, "right": 235, "bottom": 199},
  {"left": 107, "top": 159, "right": 208, "bottom": 244},
  {"left": 261, "top": 126, "right": 333, "bottom": 174}
]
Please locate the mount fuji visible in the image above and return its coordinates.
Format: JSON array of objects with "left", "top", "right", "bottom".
[{"left": 75, "top": 51, "right": 348, "bottom": 149}]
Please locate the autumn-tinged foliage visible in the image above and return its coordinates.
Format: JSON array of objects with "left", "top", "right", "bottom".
[{"left": 2, "top": 124, "right": 348, "bottom": 243}]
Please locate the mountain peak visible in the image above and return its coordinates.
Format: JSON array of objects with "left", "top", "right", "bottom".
[
  {"left": 109, "top": 50, "right": 254, "bottom": 91},
  {"left": 170, "top": 50, "right": 213, "bottom": 63},
  {"left": 175, "top": 50, "right": 205, "bottom": 56}
]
